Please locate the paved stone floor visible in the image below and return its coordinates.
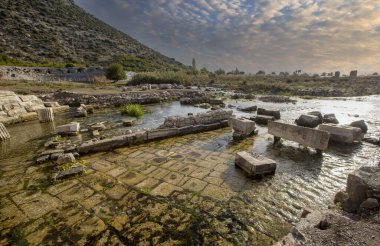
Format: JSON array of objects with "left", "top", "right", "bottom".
[{"left": 0, "top": 128, "right": 290, "bottom": 245}]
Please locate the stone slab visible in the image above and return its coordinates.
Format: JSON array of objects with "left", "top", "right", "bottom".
[
  {"left": 228, "top": 117, "right": 256, "bottom": 134},
  {"left": 56, "top": 122, "right": 80, "bottom": 136},
  {"left": 235, "top": 151, "right": 276, "bottom": 176},
  {"left": 268, "top": 121, "right": 330, "bottom": 150},
  {"left": 252, "top": 115, "right": 275, "bottom": 125},
  {"left": 318, "top": 124, "right": 364, "bottom": 143}
]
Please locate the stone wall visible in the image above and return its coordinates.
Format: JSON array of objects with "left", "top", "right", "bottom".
[
  {"left": 0, "top": 90, "right": 45, "bottom": 124},
  {"left": 160, "top": 110, "right": 233, "bottom": 128},
  {"left": 0, "top": 66, "right": 104, "bottom": 82}
]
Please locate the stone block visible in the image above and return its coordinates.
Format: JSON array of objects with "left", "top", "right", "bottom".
[
  {"left": 318, "top": 124, "right": 364, "bottom": 143},
  {"left": 252, "top": 115, "right": 275, "bottom": 125},
  {"left": 52, "top": 105, "right": 70, "bottom": 113},
  {"left": 56, "top": 153, "right": 76, "bottom": 165},
  {"left": 235, "top": 151, "right": 276, "bottom": 176},
  {"left": 228, "top": 117, "right": 256, "bottom": 135},
  {"left": 56, "top": 122, "right": 80, "bottom": 136},
  {"left": 19, "top": 112, "right": 38, "bottom": 122},
  {"left": 257, "top": 108, "right": 281, "bottom": 119},
  {"left": 147, "top": 128, "right": 179, "bottom": 140},
  {"left": 268, "top": 121, "right": 330, "bottom": 150}
]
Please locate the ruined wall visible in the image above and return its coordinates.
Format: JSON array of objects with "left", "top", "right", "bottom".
[
  {"left": 0, "top": 66, "right": 104, "bottom": 82},
  {"left": 0, "top": 90, "right": 45, "bottom": 124}
]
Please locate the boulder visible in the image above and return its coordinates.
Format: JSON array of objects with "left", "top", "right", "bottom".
[
  {"left": 360, "top": 198, "right": 379, "bottom": 211},
  {"left": 337, "top": 165, "right": 380, "bottom": 213},
  {"left": 228, "top": 117, "right": 257, "bottom": 139},
  {"left": 56, "top": 153, "right": 76, "bottom": 165},
  {"left": 323, "top": 114, "right": 339, "bottom": 124},
  {"left": 349, "top": 120, "right": 368, "bottom": 133},
  {"left": 295, "top": 114, "right": 320, "bottom": 128},
  {"left": 123, "top": 119, "right": 136, "bottom": 127},
  {"left": 56, "top": 122, "right": 80, "bottom": 136},
  {"left": 307, "top": 111, "right": 323, "bottom": 124},
  {"left": 363, "top": 137, "right": 380, "bottom": 146},
  {"left": 74, "top": 106, "right": 87, "bottom": 117}
]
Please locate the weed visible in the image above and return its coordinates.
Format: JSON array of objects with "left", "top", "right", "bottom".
[
  {"left": 138, "top": 187, "right": 150, "bottom": 195},
  {"left": 10, "top": 225, "right": 28, "bottom": 246},
  {"left": 120, "top": 104, "right": 144, "bottom": 117}
]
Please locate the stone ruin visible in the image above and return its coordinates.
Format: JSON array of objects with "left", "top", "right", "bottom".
[
  {"left": 160, "top": 110, "right": 233, "bottom": 129},
  {"left": 0, "top": 90, "right": 68, "bottom": 124}
]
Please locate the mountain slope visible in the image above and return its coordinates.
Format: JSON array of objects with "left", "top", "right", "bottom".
[{"left": 0, "top": 0, "right": 183, "bottom": 69}]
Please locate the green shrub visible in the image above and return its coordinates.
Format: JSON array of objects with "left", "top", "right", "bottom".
[
  {"left": 120, "top": 104, "right": 144, "bottom": 117},
  {"left": 106, "top": 63, "right": 126, "bottom": 81}
]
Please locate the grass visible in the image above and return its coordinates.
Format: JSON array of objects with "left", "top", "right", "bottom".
[{"left": 120, "top": 104, "right": 144, "bottom": 117}]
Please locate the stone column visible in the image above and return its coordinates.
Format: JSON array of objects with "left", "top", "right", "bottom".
[
  {"left": 0, "top": 123, "right": 10, "bottom": 141},
  {"left": 37, "top": 108, "right": 54, "bottom": 123}
]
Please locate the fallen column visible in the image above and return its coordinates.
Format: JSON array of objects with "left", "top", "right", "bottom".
[
  {"left": 235, "top": 151, "right": 276, "bottom": 176},
  {"left": 257, "top": 108, "right": 281, "bottom": 119},
  {"left": 268, "top": 121, "right": 330, "bottom": 153},
  {"left": 251, "top": 115, "right": 275, "bottom": 125},
  {"left": 318, "top": 124, "right": 364, "bottom": 144},
  {"left": 0, "top": 123, "right": 10, "bottom": 141}
]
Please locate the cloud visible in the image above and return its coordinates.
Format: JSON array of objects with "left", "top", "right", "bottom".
[{"left": 75, "top": 0, "right": 380, "bottom": 74}]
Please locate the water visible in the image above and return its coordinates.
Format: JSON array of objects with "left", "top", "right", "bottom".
[{"left": 0, "top": 96, "right": 379, "bottom": 243}]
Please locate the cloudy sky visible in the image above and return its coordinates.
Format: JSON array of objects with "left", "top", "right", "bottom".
[{"left": 75, "top": 0, "right": 380, "bottom": 74}]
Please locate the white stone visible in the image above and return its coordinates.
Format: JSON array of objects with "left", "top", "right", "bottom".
[
  {"left": 318, "top": 124, "right": 364, "bottom": 143},
  {"left": 235, "top": 151, "right": 276, "bottom": 176},
  {"left": 56, "top": 122, "right": 80, "bottom": 136},
  {"left": 37, "top": 108, "right": 54, "bottom": 123}
]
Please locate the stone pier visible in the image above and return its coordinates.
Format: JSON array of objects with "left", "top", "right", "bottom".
[
  {"left": 37, "top": 108, "right": 54, "bottom": 123},
  {"left": 268, "top": 121, "right": 330, "bottom": 152},
  {"left": 0, "top": 123, "right": 10, "bottom": 140}
]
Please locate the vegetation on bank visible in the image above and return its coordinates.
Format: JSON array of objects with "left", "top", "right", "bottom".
[
  {"left": 120, "top": 104, "right": 144, "bottom": 117},
  {"left": 0, "top": 54, "right": 79, "bottom": 68},
  {"left": 105, "top": 64, "right": 126, "bottom": 81}
]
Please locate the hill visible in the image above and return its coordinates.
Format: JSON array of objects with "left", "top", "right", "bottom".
[{"left": 0, "top": 0, "right": 183, "bottom": 70}]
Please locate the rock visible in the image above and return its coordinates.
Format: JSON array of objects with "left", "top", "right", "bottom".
[
  {"left": 37, "top": 108, "right": 54, "bottom": 123},
  {"left": 90, "top": 123, "right": 106, "bottom": 131},
  {"left": 300, "top": 207, "right": 313, "bottom": 218},
  {"left": 360, "top": 198, "right": 379, "bottom": 210},
  {"left": 237, "top": 105, "right": 257, "bottom": 112},
  {"left": 195, "top": 103, "right": 211, "bottom": 109},
  {"left": 56, "top": 122, "right": 80, "bottom": 136},
  {"left": 338, "top": 165, "right": 380, "bottom": 213},
  {"left": 36, "top": 155, "right": 49, "bottom": 164},
  {"left": 235, "top": 151, "right": 276, "bottom": 176},
  {"left": 56, "top": 153, "right": 76, "bottom": 165},
  {"left": 307, "top": 111, "right": 323, "bottom": 122},
  {"left": 363, "top": 137, "right": 380, "bottom": 146},
  {"left": 334, "top": 190, "right": 349, "bottom": 204},
  {"left": 160, "top": 110, "right": 233, "bottom": 128},
  {"left": 350, "top": 120, "right": 368, "bottom": 133},
  {"left": 43, "top": 101, "right": 60, "bottom": 107},
  {"left": 295, "top": 114, "right": 321, "bottom": 128},
  {"left": 318, "top": 124, "right": 364, "bottom": 143},
  {"left": 92, "top": 130, "right": 100, "bottom": 137},
  {"left": 74, "top": 106, "right": 87, "bottom": 117},
  {"left": 122, "top": 119, "right": 136, "bottom": 127},
  {"left": 257, "top": 108, "right": 281, "bottom": 119},
  {"left": 0, "top": 123, "right": 10, "bottom": 141},
  {"left": 53, "top": 164, "right": 86, "bottom": 180},
  {"left": 323, "top": 114, "right": 339, "bottom": 124}
]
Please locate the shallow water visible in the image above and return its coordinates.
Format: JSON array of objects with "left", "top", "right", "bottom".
[{"left": 0, "top": 96, "right": 379, "bottom": 244}]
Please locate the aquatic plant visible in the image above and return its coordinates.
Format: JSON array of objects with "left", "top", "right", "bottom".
[{"left": 120, "top": 104, "right": 144, "bottom": 117}]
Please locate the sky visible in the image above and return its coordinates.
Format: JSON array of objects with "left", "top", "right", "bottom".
[{"left": 75, "top": 0, "right": 380, "bottom": 75}]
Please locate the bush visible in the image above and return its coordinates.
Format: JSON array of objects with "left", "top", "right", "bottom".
[
  {"left": 120, "top": 104, "right": 144, "bottom": 117},
  {"left": 106, "top": 64, "right": 126, "bottom": 81}
]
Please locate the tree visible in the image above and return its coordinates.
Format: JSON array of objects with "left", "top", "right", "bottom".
[
  {"left": 256, "top": 70, "right": 265, "bottom": 75},
  {"left": 200, "top": 67, "right": 208, "bottom": 74},
  {"left": 373, "top": 72, "right": 378, "bottom": 76},
  {"left": 234, "top": 67, "right": 239, "bottom": 75},
  {"left": 215, "top": 68, "right": 225, "bottom": 75},
  {"left": 106, "top": 64, "right": 126, "bottom": 81},
  {"left": 192, "top": 58, "right": 196, "bottom": 70}
]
